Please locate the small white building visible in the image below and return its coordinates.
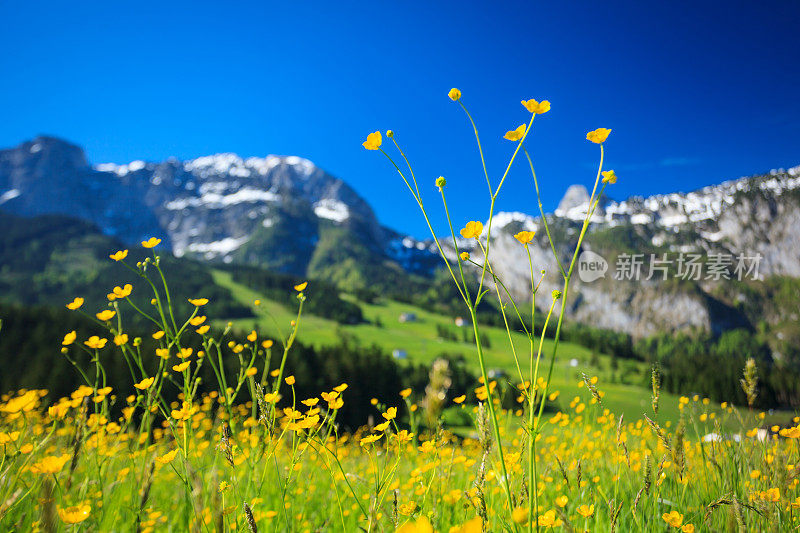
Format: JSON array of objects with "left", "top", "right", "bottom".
[{"left": 392, "top": 349, "right": 408, "bottom": 360}]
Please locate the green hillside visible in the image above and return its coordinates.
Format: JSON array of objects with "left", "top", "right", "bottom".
[{"left": 212, "top": 269, "right": 698, "bottom": 426}]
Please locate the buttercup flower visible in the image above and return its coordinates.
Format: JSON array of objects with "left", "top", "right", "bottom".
[
  {"left": 514, "top": 230, "right": 536, "bottom": 245},
  {"left": 112, "top": 284, "right": 132, "bottom": 298},
  {"left": 601, "top": 169, "right": 618, "bottom": 184},
  {"left": 30, "top": 454, "right": 71, "bottom": 474},
  {"left": 448, "top": 88, "right": 461, "bottom": 101},
  {"left": 188, "top": 298, "right": 209, "bottom": 306},
  {"left": 362, "top": 131, "right": 382, "bottom": 150},
  {"left": 141, "top": 237, "right": 161, "bottom": 248},
  {"left": 96, "top": 309, "right": 116, "bottom": 321},
  {"left": 134, "top": 377, "right": 155, "bottom": 390},
  {"left": 66, "top": 297, "right": 84, "bottom": 310},
  {"left": 577, "top": 504, "right": 594, "bottom": 517},
  {"left": 109, "top": 249, "right": 128, "bottom": 261},
  {"left": 521, "top": 99, "right": 550, "bottom": 114},
  {"left": 586, "top": 127, "right": 612, "bottom": 144},
  {"left": 460, "top": 221, "right": 483, "bottom": 239},
  {"left": 459, "top": 251, "right": 470, "bottom": 261},
  {"left": 155, "top": 448, "right": 179, "bottom": 464},
  {"left": 62, "top": 331, "right": 77, "bottom": 346},
  {"left": 504, "top": 124, "right": 527, "bottom": 141},
  {"left": 84, "top": 336, "right": 107, "bottom": 349},
  {"left": 294, "top": 281, "right": 308, "bottom": 291},
  {"left": 662, "top": 510, "right": 683, "bottom": 527},
  {"left": 58, "top": 504, "right": 91, "bottom": 524}
]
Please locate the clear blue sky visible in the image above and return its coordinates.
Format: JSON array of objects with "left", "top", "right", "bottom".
[{"left": 1, "top": 1, "right": 798, "bottom": 237}]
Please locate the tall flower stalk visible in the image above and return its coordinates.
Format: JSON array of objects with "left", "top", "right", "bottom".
[{"left": 365, "top": 92, "right": 615, "bottom": 530}]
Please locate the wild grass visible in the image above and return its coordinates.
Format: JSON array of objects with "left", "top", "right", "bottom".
[{"left": 1, "top": 90, "right": 799, "bottom": 532}]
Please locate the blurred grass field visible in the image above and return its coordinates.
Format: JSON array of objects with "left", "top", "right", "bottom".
[{"left": 211, "top": 269, "right": 777, "bottom": 430}]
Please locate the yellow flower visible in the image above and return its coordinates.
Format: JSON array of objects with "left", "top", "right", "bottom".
[
  {"left": 512, "top": 506, "right": 529, "bottom": 524},
  {"left": 285, "top": 375, "right": 296, "bottom": 385},
  {"left": 398, "top": 502, "right": 417, "bottom": 516},
  {"left": 196, "top": 325, "right": 210, "bottom": 335},
  {"left": 521, "top": 99, "right": 550, "bottom": 114},
  {"left": 177, "top": 348, "right": 193, "bottom": 359},
  {"left": 96, "top": 309, "right": 116, "bottom": 321},
  {"left": 504, "top": 123, "right": 527, "bottom": 141},
  {"left": 66, "top": 297, "right": 84, "bottom": 310},
  {"left": 360, "top": 433, "right": 383, "bottom": 446},
  {"left": 397, "top": 516, "right": 433, "bottom": 533},
  {"left": 453, "top": 395, "right": 466, "bottom": 404},
  {"left": 374, "top": 420, "right": 390, "bottom": 432},
  {"left": 451, "top": 517, "right": 481, "bottom": 533},
  {"left": 113, "top": 284, "right": 133, "bottom": 298},
  {"left": 448, "top": 88, "right": 462, "bottom": 101},
  {"left": 681, "top": 525, "right": 695, "bottom": 533},
  {"left": 555, "top": 495, "right": 569, "bottom": 507},
  {"left": 156, "top": 348, "right": 170, "bottom": 359},
  {"left": 152, "top": 330, "right": 165, "bottom": 339},
  {"left": 780, "top": 426, "right": 800, "bottom": 438},
  {"left": 362, "top": 131, "right": 382, "bottom": 151},
  {"left": 247, "top": 330, "right": 257, "bottom": 342},
  {"left": 601, "top": 170, "right": 617, "bottom": 184},
  {"left": 459, "top": 251, "right": 470, "bottom": 261},
  {"left": 0, "top": 431, "right": 21, "bottom": 445},
  {"left": 537, "top": 510, "right": 558, "bottom": 527},
  {"left": 586, "top": 127, "right": 612, "bottom": 144},
  {"left": 114, "top": 334, "right": 129, "bottom": 346},
  {"left": 218, "top": 481, "right": 230, "bottom": 492},
  {"left": 155, "top": 448, "right": 179, "bottom": 464},
  {"left": 62, "top": 331, "right": 77, "bottom": 346},
  {"left": 400, "top": 388, "right": 412, "bottom": 399},
  {"left": 172, "top": 361, "right": 190, "bottom": 372},
  {"left": 294, "top": 281, "right": 308, "bottom": 291},
  {"left": 382, "top": 406, "right": 397, "bottom": 420},
  {"left": 262, "top": 340, "right": 274, "bottom": 349},
  {"left": 514, "top": 230, "right": 536, "bottom": 245},
  {"left": 189, "top": 316, "right": 206, "bottom": 326},
  {"left": 459, "top": 221, "right": 483, "bottom": 239},
  {"left": 84, "top": 336, "right": 107, "bottom": 349},
  {"left": 245, "top": 367, "right": 258, "bottom": 377},
  {"left": 109, "top": 249, "right": 128, "bottom": 261},
  {"left": 188, "top": 298, "right": 209, "bottom": 306},
  {"left": 30, "top": 454, "right": 71, "bottom": 474},
  {"left": 141, "top": 237, "right": 161, "bottom": 248},
  {"left": 577, "top": 504, "right": 595, "bottom": 518},
  {"left": 662, "top": 510, "right": 683, "bottom": 527},
  {"left": 134, "top": 377, "right": 155, "bottom": 390},
  {"left": 58, "top": 503, "right": 91, "bottom": 524}
]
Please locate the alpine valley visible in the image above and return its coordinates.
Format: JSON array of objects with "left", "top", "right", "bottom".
[{"left": 1, "top": 136, "right": 798, "bottom": 344}]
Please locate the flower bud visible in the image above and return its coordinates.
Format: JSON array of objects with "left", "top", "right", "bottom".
[
  {"left": 435, "top": 176, "right": 447, "bottom": 188},
  {"left": 552, "top": 290, "right": 562, "bottom": 300}
]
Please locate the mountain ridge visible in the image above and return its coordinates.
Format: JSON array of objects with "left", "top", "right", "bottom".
[{"left": 1, "top": 135, "right": 798, "bottom": 339}]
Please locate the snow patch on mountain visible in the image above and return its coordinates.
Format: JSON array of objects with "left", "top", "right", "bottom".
[
  {"left": 164, "top": 188, "right": 280, "bottom": 210},
  {"left": 313, "top": 198, "right": 350, "bottom": 222}
]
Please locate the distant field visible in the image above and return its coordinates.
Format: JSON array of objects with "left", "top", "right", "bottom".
[{"left": 210, "top": 270, "right": 783, "bottom": 429}]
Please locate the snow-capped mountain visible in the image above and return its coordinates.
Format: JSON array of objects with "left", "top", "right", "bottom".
[
  {"left": 0, "top": 136, "right": 438, "bottom": 286},
  {"left": 1, "top": 135, "right": 798, "bottom": 337},
  {"left": 439, "top": 165, "right": 800, "bottom": 336}
]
